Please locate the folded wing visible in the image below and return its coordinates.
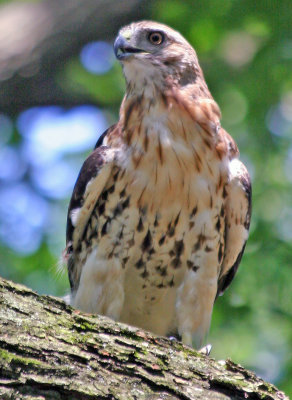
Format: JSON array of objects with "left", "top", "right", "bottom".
[
  {"left": 65, "top": 125, "right": 118, "bottom": 292},
  {"left": 217, "top": 158, "right": 252, "bottom": 297}
]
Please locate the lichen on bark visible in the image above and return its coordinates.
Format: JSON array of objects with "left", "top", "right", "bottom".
[{"left": 0, "top": 277, "right": 288, "bottom": 400}]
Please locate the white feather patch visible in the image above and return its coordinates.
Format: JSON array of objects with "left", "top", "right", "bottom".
[{"left": 70, "top": 208, "right": 81, "bottom": 227}]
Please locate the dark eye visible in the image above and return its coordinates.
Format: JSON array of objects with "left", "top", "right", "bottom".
[{"left": 148, "top": 31, "right": 164, "bottom": 45}]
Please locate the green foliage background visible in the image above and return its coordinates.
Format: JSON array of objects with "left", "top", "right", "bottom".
[{"left": 0, "top": 0, "right": 291, "bottom": 395}]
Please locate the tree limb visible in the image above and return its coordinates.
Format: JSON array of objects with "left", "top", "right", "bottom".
[
  {"left": 0, "top": 0, "right": 150, "bottom": 115},
  {"left": 0, "top": 277, "right": 288, "bottom": 400}
]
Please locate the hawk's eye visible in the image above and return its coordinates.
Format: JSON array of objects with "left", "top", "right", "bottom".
[{"left": 148, "top": 31, "right": 164, "bottom": 45}]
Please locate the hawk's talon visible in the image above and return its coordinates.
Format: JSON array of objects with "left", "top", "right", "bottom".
[{"left": 198, "top": 344, "right": 212, "bottom": 356}]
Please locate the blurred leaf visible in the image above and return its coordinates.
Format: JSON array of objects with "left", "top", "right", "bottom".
[{"left": 60, "top": 58, "right": 125, "bottom": 106}]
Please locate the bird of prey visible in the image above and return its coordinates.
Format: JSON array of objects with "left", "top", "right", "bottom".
[{"left": 64, "top": 21, "right": 251, "bottom": 349}]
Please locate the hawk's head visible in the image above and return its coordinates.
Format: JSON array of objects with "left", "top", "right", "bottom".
[{"left": 114, "top": 21, "right": 203, "bottom": 91}]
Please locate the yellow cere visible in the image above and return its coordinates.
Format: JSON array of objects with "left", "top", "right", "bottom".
[{"left": 121, "top": 29, "right": 132, "bottom": 41}]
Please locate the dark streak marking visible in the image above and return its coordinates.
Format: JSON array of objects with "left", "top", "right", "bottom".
[
  {"left": 168, "top": 277, "right": 175, "bottom": 287},
  {"left": 137, "top": 186, "right": 146, "bottom": 207},
  {"left": 141, "top": 269, "right": 149, "bottom": 278},
  {"left": 120, "top": 188, "right": 126, "bottom": 197},
  {"left": 101, "top": 190, "right": 108, "bottom": 201},
  {"left": 113, "top": 170, "right": 119, "bottom": 182},
  {"left": 122, "top": 196, "right": 130, "bottom": 209},
  {"left": 159, "top": 235, "right": 166, "bottom": 246},
  {"left": 135, "top": 258, "right": 144, "bottom": 269},
  {"left": 217, "top": 243, "right": 247, "bottom": 297},
  {"left": 218, "top": 243, "right": 223, "bottom": 263},
  {"left": 167, "top": 222, "right": 175, "bottom": 237},
  {"left": 180, "top": 119, "right": 187, "bottom": 141},
  {"left": 137, "top": 120, "right": 142, "bottom": 136},
  {"left": 191, "top": 206, "right": 198, "bottom": 217},
  {"left": 119, "top": 226, "right": 124, "bottom": 240},
  {"left": 154, "top": 214, "right": 159, "bottom": 227},
  {"left": 149, "top": 248, "right": 155, "bottom": 255},
  {"left": 168, "top": 227, "right": 175, "bottom": 237},
  {"left": 142, "top": 229, "right": 152, "bottom": 251},
  {"left": 194, "top": 157, "right": 201, "bottom": 172},
  {"left": 108, "top": 241, "right": 118, "bottom": 259},
  {"left": 198, "top": 233, "right": 207, "bottom": 243},
  {"left": 101, "top": 220, "right": 109, "bottom": 236},
  {"left": 157, "top": 135, "right": 163, "bottom": 164},
  {"left": 187, "top": 261, "right": 199, "bottom": 272},
  {"left": 244, "top": 217, "right": 250, "bottom": 230},
  {"left": 143, "top": 128, "right": 149, "bottom": 152},
  {"left": 190, "top": 147, "right": 200, "bottom": 171},
  {"left": 89, "top": 217, "right": 95, "bottom": 231},
  {"left": 137, "top": 217, "right": 144, "bottom": 232},
  {"left": 193, "top": 233, "right": 207, "bottom": 251},
  {"left": 217, "top": 174, "right": 223, "bottom": 193},
  {"left": 207, "top": 164, "right": 214, "bottom": 178},
  {"left": 98, "top": 203, "right": 105, "bottom": 215},
  {"left": 89, "top": 228, "right": 98, "bottom": 242},
  {"left": 148, "top": 98, "right": 154, "bottom": 112},
  {"left": 124, "top": 100, "right": 136, "bottom": 130},
  {"left": 120, "top": 169, "right": 126, "bottom": 179},
  {"left": 127, "top": 237, "right": 134, "bottom": 247},
  {"left": 113, "top": 203, "right": 123, "bottom": 218},
  {"left": 122, "top": 256, "right": 129, "bottom": 265},
  {"left": 171, "top": 258, "right": 181, "bottom": 269},
  {"left": 193, "top": 243, "right": 200, "bottom": 251},
  {"left": 215, "top": 217, "right": 221, "bottom": 232},
  {"left": 139, "top": 206, "right": 147, "bottom": 216},
  {"left": 108, "top": 184, "right": 115, "bottom": 194},
  {"left": 174, "top": 240, "right": 184, "bottom": 257},
  {"left": 174, "top": 212, "right": 181, "bottom": 227},
  {"left": 93, "top": 208, "right": 99, "bottom": 220},
  {"left": 125, "top": 128, "right": 134, "bottom": 145},
  {"left": 220, "top": 205, "right": 225, "bottom": 217}
]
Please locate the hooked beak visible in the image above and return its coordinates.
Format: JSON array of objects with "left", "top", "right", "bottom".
[{"left": 114, "top": 35, "right": 144, "bottom": 60}]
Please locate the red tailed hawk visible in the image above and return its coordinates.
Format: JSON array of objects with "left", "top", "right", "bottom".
[{"left": 64, "top": 21, "right": 251, "bottom": 349}]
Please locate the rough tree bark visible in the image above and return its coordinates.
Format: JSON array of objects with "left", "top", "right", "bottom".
[
  {"left": 0, "top": 0, "right": 150, "bottom": 115},
  {"left": 0, "top": 277, "right": 288, "bottom": 400}
]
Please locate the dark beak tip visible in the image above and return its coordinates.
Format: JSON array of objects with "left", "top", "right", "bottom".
[
  {"left": 114, "top": 35, "right": 144, "bottom": 60},
  {"left": 114, "top": 36, "right": 127, "bottom": 59}
]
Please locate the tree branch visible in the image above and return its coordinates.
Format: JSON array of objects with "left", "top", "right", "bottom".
[
  {"left": 0, "top": 0, "right": 150, "bottom": 115},
  {"left": 0, "top": 277, "right": 288, "bottom": 400}
]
